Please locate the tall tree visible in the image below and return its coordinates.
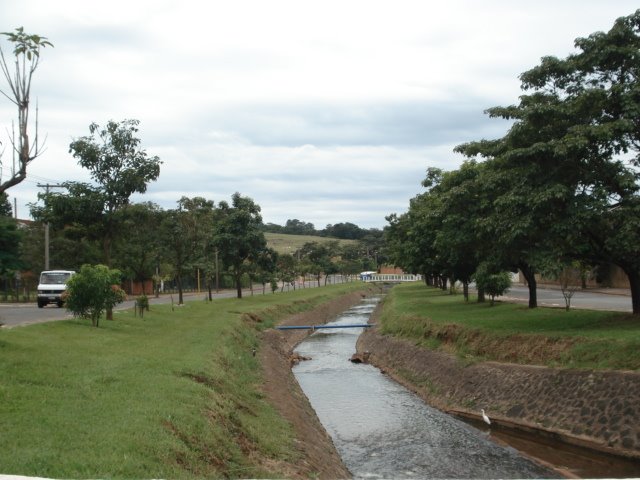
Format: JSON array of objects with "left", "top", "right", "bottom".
[
  {"left": 385, "top": 167, "right": 452, "bottom": 288},
  {"left": 322, "top": 222, "right": 366, "bottom": 239},
  {"left": 113, "top": 202, "right": 164, "bottom": 294},
  {"left": 251, "top": 247, "right": 278, "bottom": 294},
  {"left": 0, "top": 28, "right": 52, "bottom": 194},
  {"left": 65, "top": 119, "right": 162, "bottom": 265},
  {"left": 358, "top": 228, "right": 386, "bottom": 270},
  {"left": 276, "top": 253, "right": 297, "bottom": 291},
  {"left": 159, "top": 207, "right": 190, "bottom": 304},
  {"left": 297, "top": 241, "right": 336, "bottom": 286},
  {"left": 283, "top": 219, "right": 316, "bottom": 235},
  {"left": 431, "top": 161, "right": 487, "bottom": 301},
  {"left": 518, "top": 10, "right": 640, "bottom": 314},
  {"left": 30, "top": 182, "right": 105, "bottom": 269},
  {"left": 0, "top": 215, "right": 22, "bottom": 274},
  {"left": 459, "top": 11, "right": 640, "bottom": 312},
  {"left": 176, "top": 196, "right": 216, "bottom": 299},
  {"left": 212, "top": 193, "right": 267, "bottom": 299}
]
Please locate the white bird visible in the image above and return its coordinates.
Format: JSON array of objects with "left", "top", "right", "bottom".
[{"left": 481, "top": 409, "right": 491, "bottom": 425}]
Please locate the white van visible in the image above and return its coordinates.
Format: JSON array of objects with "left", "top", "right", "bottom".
[{"left": 37, "top": 270, "right": 75, "bottom": 308}]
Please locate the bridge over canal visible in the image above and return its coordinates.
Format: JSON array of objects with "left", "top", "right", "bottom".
[{"left": 360, "top": 273, "right": 422, "bottom": 283}]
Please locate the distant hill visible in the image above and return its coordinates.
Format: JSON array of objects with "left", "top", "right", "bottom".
[{"left": 265, "top": 232, "right": 357, "bottom": 254}]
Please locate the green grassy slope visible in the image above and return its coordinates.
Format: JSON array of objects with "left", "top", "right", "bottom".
[
  {"left": 380, "top": 283, "right": 640, "bottom": 370},
  {"left": 264, "top": 232, "right": 357, "bottom": 254},
  {"left": 0, "top": 283, "right": 366, "bottom": 479}
]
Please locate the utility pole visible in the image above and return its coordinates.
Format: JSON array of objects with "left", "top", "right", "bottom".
[{"left": 37, "top": 183, "right": 64, "bottom": 270}]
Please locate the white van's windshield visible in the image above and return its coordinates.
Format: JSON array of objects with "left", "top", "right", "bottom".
[{"left": 40, "top": 272, "right": 71, "bottom": 285}]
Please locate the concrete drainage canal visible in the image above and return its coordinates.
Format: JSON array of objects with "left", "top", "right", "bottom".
[
  {"left": 292, "top": 296, "right": 555, "bottom": 479},
  {"left": 291, "top": 295, "right": 640, "bottom": 478}
]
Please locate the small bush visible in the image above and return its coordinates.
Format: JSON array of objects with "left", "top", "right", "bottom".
[
  {"left": 136, "top": 294, "right": 149, "bottom": 310},
  {"left": 65, "top": 264, "right": 126, "bottom": 327},
  {"left": 136, "top": 294, "right": 149, "bottom": 318},
  {"left": 474, "top": 267, "right": 511, "bottom": 306}
]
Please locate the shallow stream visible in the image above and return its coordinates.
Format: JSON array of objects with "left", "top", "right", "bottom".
[{"left": 292, "top": 296, "right": 555, "bottom": 479}]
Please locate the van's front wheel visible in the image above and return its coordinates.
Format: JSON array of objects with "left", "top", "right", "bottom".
[{"left": 37, "top": 300, "right": 46, "bottom": 308}]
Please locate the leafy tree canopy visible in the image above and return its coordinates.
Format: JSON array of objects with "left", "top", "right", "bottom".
[
  {"left": 0, "top": 216, "right": 23, "bottom": 274},
  {"left": 69, "top": 119, "right": 162, "bottom": 214},
  {"left": 212, "top": 192, "right": 267, "bottom": 298},
  {"left": 0, "top": 193, "right": 12, "bottom": 217},
  {"left": 31, "top": 119, "right": 162, "bottom": 266}
]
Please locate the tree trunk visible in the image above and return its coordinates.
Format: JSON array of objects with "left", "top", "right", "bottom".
[
  {"left": 477, "top": 286, "right": 485, "bottom": 303},
  {"left": 177, "top": 275, "right": 184, "bottom": 305},
  {"left": 103, "top": 234, "right": 112, "bottom": 267},
  {"left": 235, "top": 270, "right": 243, "bottom": 299},
  {"left": 463, "top": 281, "right": 469, "bottom": 302},
  {"left": 520, "top": 264, "right": 537, "bottom": 309},
  {"left": 622, "top": 266, "right": 640, "bottom": 315},
  {"left": 104, "top": 234, "right": 114, "bottom": 320}
]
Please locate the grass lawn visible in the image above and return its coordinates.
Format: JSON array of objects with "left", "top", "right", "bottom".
[
  {"left": 0, "top": 283, "right": 366, "bottom": 479},
  {"left": 380, "top": 283, "right": 640, "bottom": 370}
]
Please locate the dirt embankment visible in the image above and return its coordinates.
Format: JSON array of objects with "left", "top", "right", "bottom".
[
  {"left": 356, "top": 304, "right": 640, "bottom": 462},
  {"left": 258, "top": 290, "right": 372, "bottom": 479}
]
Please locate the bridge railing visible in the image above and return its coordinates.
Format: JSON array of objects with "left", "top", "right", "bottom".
[{"left": 361, "top": 274, "right": 422, "bottom": 283}]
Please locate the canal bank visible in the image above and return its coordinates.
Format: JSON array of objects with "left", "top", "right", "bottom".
[
  {"left": 355, "top": 302, "right": 640, "bottom": 477},
  {"left": 258, "top": 289, "right": 374, "bottom": 479}
]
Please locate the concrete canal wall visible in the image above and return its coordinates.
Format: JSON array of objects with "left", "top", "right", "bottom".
[{"left": 357, "top": 322, "right": 640, "bottom": 460}]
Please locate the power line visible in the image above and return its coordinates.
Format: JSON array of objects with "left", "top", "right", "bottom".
[{"left": 28, "top": 173, "right": 67, "bottom": 185}]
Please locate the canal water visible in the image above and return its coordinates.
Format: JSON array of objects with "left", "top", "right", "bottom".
[{"left": 292, "top": 296, "right": 555, "bottom": 479}]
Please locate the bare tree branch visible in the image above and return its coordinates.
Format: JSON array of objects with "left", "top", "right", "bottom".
[{"left": 0, "top": 27, "right": 52, "bottom": 194}]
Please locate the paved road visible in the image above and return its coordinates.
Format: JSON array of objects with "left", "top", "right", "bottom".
[
  {"left": 502, "top": 285, "right": 632, "bottom": 312},
  {"left": 0, "top": 290, "right": 241, "bottom": 328},
  {"left": 0, "top": 280, "right": 330, "bottom": 328}
]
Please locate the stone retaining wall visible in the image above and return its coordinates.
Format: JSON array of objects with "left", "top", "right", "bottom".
[{"left": 357, "top": 326, "right": 640, "bottom": 459}]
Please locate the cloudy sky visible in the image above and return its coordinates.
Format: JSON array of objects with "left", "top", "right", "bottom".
[{"left": 1, "top": 1, "right": 638, "bottom": 229}]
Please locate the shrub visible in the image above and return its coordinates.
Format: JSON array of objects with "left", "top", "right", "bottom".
[
  {"left": 65, "top": 264, "right": 126, "bottom": 327},
  {"left": 474, "top": 266, "right": 512, "bottom": 306},
  {"left": 136, "top": 294, "right": 149, "bottom": 318}
]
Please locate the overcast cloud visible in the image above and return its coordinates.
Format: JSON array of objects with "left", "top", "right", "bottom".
[{"left": 1, "top": 1, "right": 638, "bottom": 228}]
